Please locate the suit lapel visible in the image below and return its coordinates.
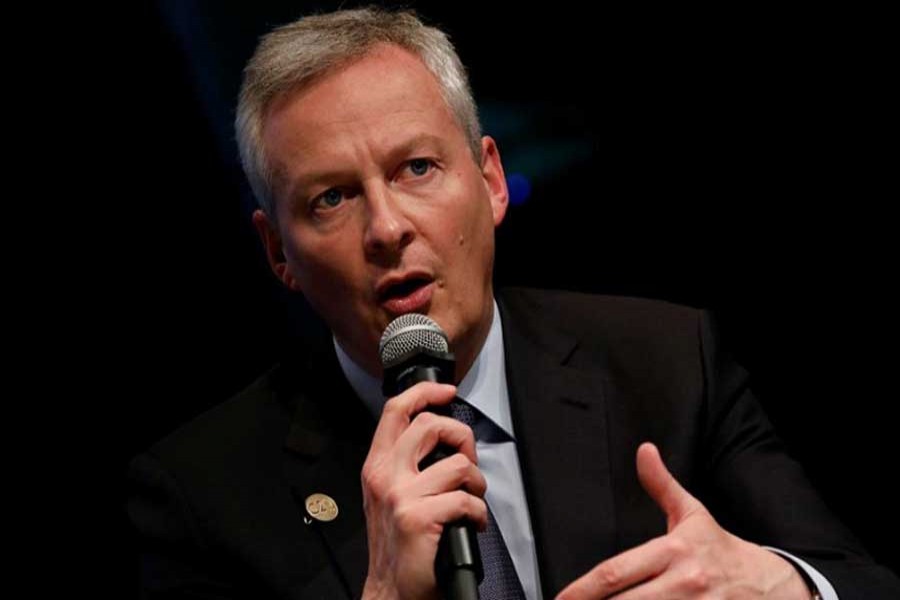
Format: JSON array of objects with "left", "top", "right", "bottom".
[
  {"left": 499, "top": 294, "right": 618, "bottom": 597},
  {"left": 280, "top": 342, "right": 374, "bottom": 599}
]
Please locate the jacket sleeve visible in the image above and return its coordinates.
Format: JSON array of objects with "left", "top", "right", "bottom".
[
  {"left": 696, "top": 310, "right": 900, "bottom": 599},
  {"left": 126, "top": 452, "right": 268, "bottom": 599}
]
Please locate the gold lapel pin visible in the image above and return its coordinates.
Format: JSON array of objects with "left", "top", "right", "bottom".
[{"left": 305, "top": 493, "right": 339, "bottom": 522}]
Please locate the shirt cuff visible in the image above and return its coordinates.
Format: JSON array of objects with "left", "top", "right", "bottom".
[{"left": 763, "top": 546, "right": 838, "bottom": 600}]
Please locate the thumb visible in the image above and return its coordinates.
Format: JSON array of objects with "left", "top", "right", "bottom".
[{"left": 636, "top": 442, "right": 703, "bottom": 530}]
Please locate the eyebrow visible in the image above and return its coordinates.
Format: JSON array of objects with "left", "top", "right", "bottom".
[{"left": 283, "top": 132, "right": 450, "bottom": 204}]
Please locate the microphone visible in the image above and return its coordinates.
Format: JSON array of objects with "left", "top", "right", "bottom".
[{"left": 379, "top": 313, "right": 483, "bottom": 600}]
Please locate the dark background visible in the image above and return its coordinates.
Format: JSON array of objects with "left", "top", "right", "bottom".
[{"left": 91, "top": 1, "right": 895, "bottom": 596}]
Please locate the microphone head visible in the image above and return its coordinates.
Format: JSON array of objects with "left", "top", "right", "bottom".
[{"left": 379, "top": 313, "right": 449, "bottom": 367}]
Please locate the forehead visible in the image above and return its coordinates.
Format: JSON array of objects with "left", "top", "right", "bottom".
[{"left": 263, "top": 44, "right": 464, "bottom": 164}]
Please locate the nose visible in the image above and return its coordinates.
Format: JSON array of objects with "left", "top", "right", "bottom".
[{"left": 363, "top": 183, "right": 415, "bottom": 259}]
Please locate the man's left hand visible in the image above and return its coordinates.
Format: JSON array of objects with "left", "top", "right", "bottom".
[{"left": 555, "top": 442, "right": 813, "bottom": 599}]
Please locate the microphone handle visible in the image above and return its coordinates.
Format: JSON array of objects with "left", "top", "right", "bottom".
[{"left": 397, "top": 365, "right": 483, "bottom": 600}]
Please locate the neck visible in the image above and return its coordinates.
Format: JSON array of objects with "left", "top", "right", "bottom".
[{"left": 449, "top": 302, "right": 494, "bottom": 385}]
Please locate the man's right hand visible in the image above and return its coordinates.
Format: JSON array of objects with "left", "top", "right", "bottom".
[{"left": 360, "top": 382, "right": 488, "bottom": 600}]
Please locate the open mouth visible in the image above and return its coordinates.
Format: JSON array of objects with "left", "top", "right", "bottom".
[{"left": 379, "top": 277, "right": 432, "bottom": 302}]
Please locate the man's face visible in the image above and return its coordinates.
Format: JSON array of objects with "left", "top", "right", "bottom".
[{"left": 254, "top": 44, "right": 508, "bottom": 377}]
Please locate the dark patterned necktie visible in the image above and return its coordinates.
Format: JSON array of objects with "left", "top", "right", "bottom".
[{"left": 449, "top": 399, "right": 526, "bottom": 600}]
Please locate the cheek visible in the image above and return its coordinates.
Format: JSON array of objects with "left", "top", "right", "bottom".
[
  {"left": 439, "top": 206, "right": 496, "bottom": 301},
  {"left": 458, "top": 200, "right": 495, "bottom": 256},
  {"left": 288, "top": 256, "right": 377, "bottom": 339},
  {"left": 284, "top": 241, "right": 352, "bottom": 297}
]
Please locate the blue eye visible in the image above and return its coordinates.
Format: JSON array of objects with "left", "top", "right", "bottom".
[
  {"left": 408, "top": 158, "right": 431, "bottom": 176},
  {"left": 317, "top": 188, "right": 344, "bottom": 209}
]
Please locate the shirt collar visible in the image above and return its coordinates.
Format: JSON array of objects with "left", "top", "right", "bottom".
[{"left": 334, "top": 299, "right": 515, "bottom": 440}]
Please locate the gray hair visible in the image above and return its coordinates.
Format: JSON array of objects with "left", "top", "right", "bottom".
[{"left": 235, "top": 7, "right": 483, "bottom": 219}]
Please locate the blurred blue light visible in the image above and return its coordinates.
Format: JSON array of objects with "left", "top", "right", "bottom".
[{"left": 506, "top": 173, "right": 532, "bottom": 206}]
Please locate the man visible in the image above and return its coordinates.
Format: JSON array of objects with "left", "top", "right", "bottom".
[{"left": 127, "top": 7, "right": 899, "bottom": 599}]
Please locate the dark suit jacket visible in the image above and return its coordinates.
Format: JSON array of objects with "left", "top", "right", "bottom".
[{"left": 127, "top": 289, "right": 900, "bottom": 599}]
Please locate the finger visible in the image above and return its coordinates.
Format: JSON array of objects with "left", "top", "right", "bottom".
[
  {"left": 369, "top": 383, "right": 457, "bottom": 456},
  {"left": 393, "top": 411, "right": 478, "bottom": 467},
  {"left": 636, "top": 442, "right": 703, "bottom": 529},
  {"left": 411, "top": 451, "right": 488, "bottom": 498},
  {"left": 414, "top": 490, "right": 489, "bottom": 532},
  {"left": 555, "top": 535, "right": 675, "bottom": 600},
  {"left": 588, "top": 559, "right": 719, "bottom": 600}
]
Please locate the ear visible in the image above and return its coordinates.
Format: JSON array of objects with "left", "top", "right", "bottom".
[
  {"left": 251, "top": 209, "right": 302, "bottom": 291},
  {"left": 479, "top": 136, "right": 509, "bottom": 227}
]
